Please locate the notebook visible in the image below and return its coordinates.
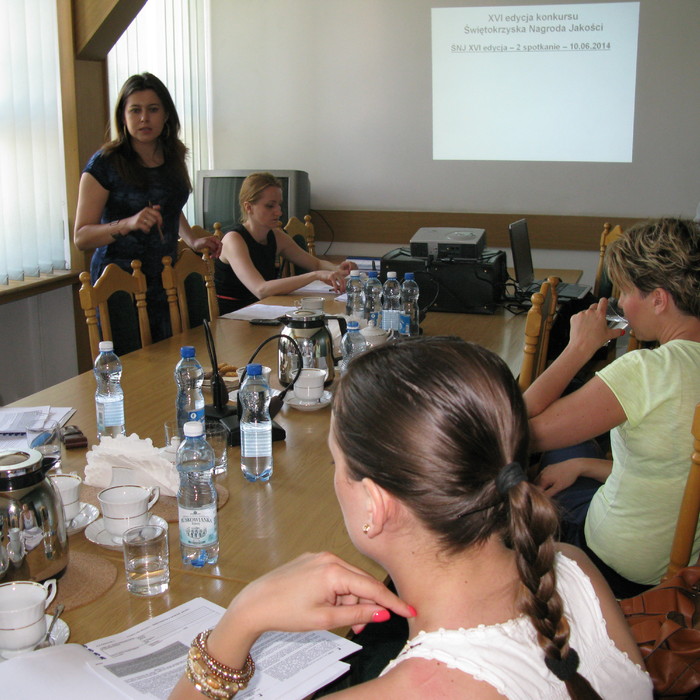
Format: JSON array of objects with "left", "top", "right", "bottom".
[{"left": 508, "top": 219, "right": 591, "bottom": 300}]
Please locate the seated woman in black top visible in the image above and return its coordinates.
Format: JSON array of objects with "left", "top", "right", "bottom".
[{"left": 214, "top": 172, "right": 356, "bottom": 314}]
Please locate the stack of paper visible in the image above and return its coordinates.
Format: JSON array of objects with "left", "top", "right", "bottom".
[{"left": 0, "top": 406, "right": 74, "bottom": 450}]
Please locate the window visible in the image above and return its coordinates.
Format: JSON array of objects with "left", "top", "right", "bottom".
[
  {"left": 107, "top": 0, "right": 211, "bottom": 223},
  {"left": 0, "top": 0, "right": 69, "bottom": 284}
]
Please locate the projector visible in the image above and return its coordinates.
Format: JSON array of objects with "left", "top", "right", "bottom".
[{"left": 409, "top": 227, "right": 486, "bottom": 260}]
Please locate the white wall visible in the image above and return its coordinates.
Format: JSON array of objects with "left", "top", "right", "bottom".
[
  {"left": 0, "top": 287, "right": 78, "bottom": 404},
  {"left": 208, "top": 0, "right": 700, "bottom": 223}
]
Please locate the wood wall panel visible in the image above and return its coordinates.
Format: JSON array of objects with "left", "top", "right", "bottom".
[{"left": 311, "top": 210, "right": 641, "bottom": 251}]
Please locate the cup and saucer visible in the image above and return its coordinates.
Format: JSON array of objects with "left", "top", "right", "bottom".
[
  {"left": 284, "top": 368, "right": 332, "bottom": 411},
  {"left": 0, "top": 616, "right": 70, "bottom": 660}
]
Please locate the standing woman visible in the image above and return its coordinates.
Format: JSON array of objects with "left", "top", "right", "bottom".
[
  {"left": 214, "top": 172, "right": 356, "bottom": 313},
  {"left": 74, "top": 72, "right": 221, "bottom": 342}
]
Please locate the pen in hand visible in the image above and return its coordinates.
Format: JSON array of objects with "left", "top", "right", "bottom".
[{"left": 149, "top": 201, "right": 164, "bottom": 242}]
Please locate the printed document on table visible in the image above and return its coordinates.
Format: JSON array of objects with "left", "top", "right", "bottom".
[
  {"left": 0, "top": 597, "right": 360, "bottom": 699},
  {"left": 221, "top": 304, "right": 295, "bottom": 321},
  {"left": 95, "top": 597, "right": 361, "bottom": 699},
  {"left": 0, "top": 406, "right": 75, "bottom": 449}
]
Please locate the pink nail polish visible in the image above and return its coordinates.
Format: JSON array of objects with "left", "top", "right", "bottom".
[
  {"left": 407, "top": 605, "right": 418, "bottom": 617},
  {"left": 372, "top": 609, "right": 390, "bottom": 623}
]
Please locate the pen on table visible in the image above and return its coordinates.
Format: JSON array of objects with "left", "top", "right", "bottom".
[{"left": 149, "top": 201, "right": 164, "bottom": 241}]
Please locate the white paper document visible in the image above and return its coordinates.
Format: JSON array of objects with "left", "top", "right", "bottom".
[
  {"left": 0, "top": 597, "right": 360, "bottom": 699},
  {"left": 221, "top": 304, "right": 295, "bottom": 321},
  {"left": 0, "top": 406, "right": 75, "bottom": 449}
]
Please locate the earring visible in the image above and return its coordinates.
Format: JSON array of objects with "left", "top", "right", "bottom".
[{"left": 362, "top": 523, "right": 370, "bottom": 535}]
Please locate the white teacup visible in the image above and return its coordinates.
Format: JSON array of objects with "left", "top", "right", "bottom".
[
  {"left": 50, "top": 473, "right": 83, "bottom": 522},
  {"left": 294, "top": 368, "right": 325, "bottom": 404},
  {"left": 295, "top": 297, "right": 325, "bottom": 313},
  {"left": 97, "top": 485, "right": 160, "bottom": 542},
  {"left": 360, "top": 324, "right": 390, "bottom": 348},
  {"left": 0, "top": 579, "right": 57, "bottom": 653}
]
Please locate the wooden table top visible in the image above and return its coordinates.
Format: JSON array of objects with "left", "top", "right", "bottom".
[{"left": 8, "top": 268, "right": 579, "bottom": 644}]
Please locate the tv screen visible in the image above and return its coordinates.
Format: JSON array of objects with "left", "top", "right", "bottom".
[{"left": 195, "top": 169, "right": 311, "bottom": 232}]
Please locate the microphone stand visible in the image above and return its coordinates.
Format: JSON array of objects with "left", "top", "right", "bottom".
[{"left": 202, "top": 320, "right": 302, "bottom": 447}]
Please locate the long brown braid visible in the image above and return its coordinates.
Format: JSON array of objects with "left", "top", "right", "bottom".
[{"left": 333, "top": 337, "right": 601, "bottom": 698}]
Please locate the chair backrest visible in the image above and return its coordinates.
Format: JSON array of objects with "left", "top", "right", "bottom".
[
  {"left": 518, "top": 277, "right": 558, "bottom": 391},
  {"left": 162, "top": 248, "right": 218, "bottom": 333},
  {"left": 664, "top": 403, "right": 700, "bottom": 580},
  {"left": 280, "top": 215, "right": 316, "bottom": 277},
  {"left": 78, "top": 261, "right": 151, "bottom": 359},
  {"left": 593, "top": 222, "right": 624, "bottom": 298}
]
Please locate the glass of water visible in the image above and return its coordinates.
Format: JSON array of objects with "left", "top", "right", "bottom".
[
  {"left": 606, "top": 297, "right": 629, "bottom": 331},
  {"left": 122, "top": 524, "right": 169, "bottom": 596},
  {"left": 26, "top": 419, "right": 61, "bottom": 471}
]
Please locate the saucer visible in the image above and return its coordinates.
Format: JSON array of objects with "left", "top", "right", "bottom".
[
  {"left": 284, "top": 390, "right": 332, "bottom": 411},
  {"left": 85, "top": 514, "right": 168, "bottom": 551},
  {"left": 0, "top": 616, "right": 70, "bottom": 660},
  {"left": 66, "top": 503, "right": 99, "bottom": 536}
]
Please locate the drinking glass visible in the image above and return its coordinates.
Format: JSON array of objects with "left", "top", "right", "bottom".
[
  {"left": 606, "top": 297, "right": 629, "bottom": 331},
  {"left": 205, "top": 420, "right": 228, "bottom": 475},
  {"left": 26, "top": 419, "right": 61, "bottom": 471},
  {"left": 122, "top": 524, "right": 169, "bottom": 596}
]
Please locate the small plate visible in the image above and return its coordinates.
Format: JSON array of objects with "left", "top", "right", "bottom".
[
  {"left": 85, "top": 514, "right": 168, "bottom": 551},
  {"left": 284, "top": 390, "right": 332, "bottom": 412},
  {"left": 0, "top": 616, "right": 70, "bottom": 660},
  {"left": 203, "top": 374, "right": 239, "bottom": 391},
  {"left": 66, "top": 503, "right": 99, "bottom": 536}
]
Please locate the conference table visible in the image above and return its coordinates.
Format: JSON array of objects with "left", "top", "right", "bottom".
[{"left": 7, "top": 269, "right": 579, "bottom": 646}]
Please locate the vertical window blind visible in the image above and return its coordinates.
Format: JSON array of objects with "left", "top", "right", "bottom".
[
  {"left": 0, "top": 0, "right": 69, "bottom": 284},
  {"left": 107, "top": 0, "right": 211, "bottom": 224}
]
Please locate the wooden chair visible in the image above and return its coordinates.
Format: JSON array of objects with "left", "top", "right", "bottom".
[
  {"left": 180, "top": 222, "right": 223, "bottom": 255},
  {"left": 518, "top": 277, "right": 559, "bottom": 391},
  {"left": 664, "top": 403, "right": 700, "bottom": 580},
  {"left": 279, "top": 215, "right": 317, "bottom": 277},
  {"left": 78, "top": 261, "right": 151, "bottom": 359},
  {"left": 162, "top": 248, "right": 218, "bottom": 334},
  {"left": 593, "top": 222, "right": 624, "bottom": 298}
]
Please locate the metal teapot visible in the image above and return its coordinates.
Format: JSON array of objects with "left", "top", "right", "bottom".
[
  {"left": 278, "top": 310, "right": 346, "bottom": 386},
  {"left": 0, "top": 448, "right": 68, "bottom": 583}
]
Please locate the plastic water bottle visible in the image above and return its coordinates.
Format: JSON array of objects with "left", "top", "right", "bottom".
[
  {"left": 364, "top": 270, "right": 383, "bottom": 326},
  {"left": 345, "top": 269, "right": 365, "bottom": 321},
  {"left": 239, "top": 364, "right": 273, "bottom": 482},
  {"left": 340, "top": 320, "right": 368, "bottom": 372},
  {"left": 399, "top": 272, "right": 420, "bottom": 337},
  {"left": 176, "top": 421, "right": 219, "bottom": 567},
  {"left": 94, "top": 340, "right": 125, "bottom": 440},
  {"left": 381, "top": 271, "right": 401, "bottom": 331},
  {"left": 175, "top": 346, "right": 205, "bottom": 435}
]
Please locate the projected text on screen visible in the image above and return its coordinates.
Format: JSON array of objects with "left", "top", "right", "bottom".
[{"left": 432, "top": 2, "right": 640, "bottom": 162}]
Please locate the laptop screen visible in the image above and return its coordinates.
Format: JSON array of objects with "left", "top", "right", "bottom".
[{"left": 508, "top": 218, "right": 535, "bottom": 289}]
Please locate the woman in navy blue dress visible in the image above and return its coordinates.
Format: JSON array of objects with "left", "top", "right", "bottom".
[{"left": 74, "top": 73, "right": 221, "bottom": 342}]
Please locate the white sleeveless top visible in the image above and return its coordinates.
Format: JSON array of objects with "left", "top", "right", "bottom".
[{"left": 381, "top": 554, "right": 652, "bottom": 699}]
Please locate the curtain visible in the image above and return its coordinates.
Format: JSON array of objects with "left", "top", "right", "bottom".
[
  {"left": 107, "top": 0, "right": 211, "bottom": 224},
  {"left": 0, "top": 0, "right": 69, "bottom": 284}
]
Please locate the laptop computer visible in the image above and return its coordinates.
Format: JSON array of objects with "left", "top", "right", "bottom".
[{"left": 508, "top": 219, "right": 591, "bottom": 300}]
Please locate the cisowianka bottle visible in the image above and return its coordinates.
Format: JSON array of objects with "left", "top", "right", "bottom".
[
  {"left": 174, "top": 346, "right": 205, "bottom": 435},
  {"left": 176, "top": 421, "right": 219, "bottom": 567},
  {"left": 94, "top": 340, "right": 126, "bottom": 440},
  {"left": 381, "top": 271, "right": 401, "bottom": 331},
  {"left": 239, "top": 364, "right": 273, "bottom": 482},
  {"left": 399, "top": 272, "right": 420, "bottom": 337},
  {"left": 364, "top": 270, "right": 383, "bottom": 326},
  {"left": 345, "top": 269, "right": 365, "bottom": 321}
]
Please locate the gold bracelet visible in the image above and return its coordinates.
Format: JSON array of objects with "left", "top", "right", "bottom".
[{"left": 186, "top": 629, "right": 255, "bottom": 699}]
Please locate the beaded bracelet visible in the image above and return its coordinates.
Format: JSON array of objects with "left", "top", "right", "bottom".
[{"left": 186, "top": 629, "right": 255, "bottom": 699}]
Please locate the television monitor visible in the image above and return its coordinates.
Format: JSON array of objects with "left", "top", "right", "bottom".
[{"left": 195, "top": 169, "right": 311, "bottom": 232}]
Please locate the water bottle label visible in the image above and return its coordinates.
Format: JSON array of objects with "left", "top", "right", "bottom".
[
  {"left": 187, "top": 407, "right": 205, "bottom": 423},
  {"left": 97, "top": 400, "right": 125, "bottom": 427},
  {"left": 381, "top": 309, "right": 400, "bottom": 331},
  {"left": 241, "top": 425, "right": 272, "bottom": 458},
  {"left": 178, "top": 505, "right": 218, "bottom": 545},
  {"left": 368, "top": 311, "right": 379, "bottom": 325},
  {"left": 399, "top": 313, "right": 411, "bottom": 335}
]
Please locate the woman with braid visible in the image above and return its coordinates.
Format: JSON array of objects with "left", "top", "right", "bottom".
[{"left": 171, "top": 338, "right": 650, "bottom": 700}]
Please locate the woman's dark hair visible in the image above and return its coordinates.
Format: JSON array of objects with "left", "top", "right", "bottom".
[
  {"left": 102, "top": 72, "right": 191, "bottom": 192},
  {"left": 333, "top": 337, "right": 600, "bottom": 699}
]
